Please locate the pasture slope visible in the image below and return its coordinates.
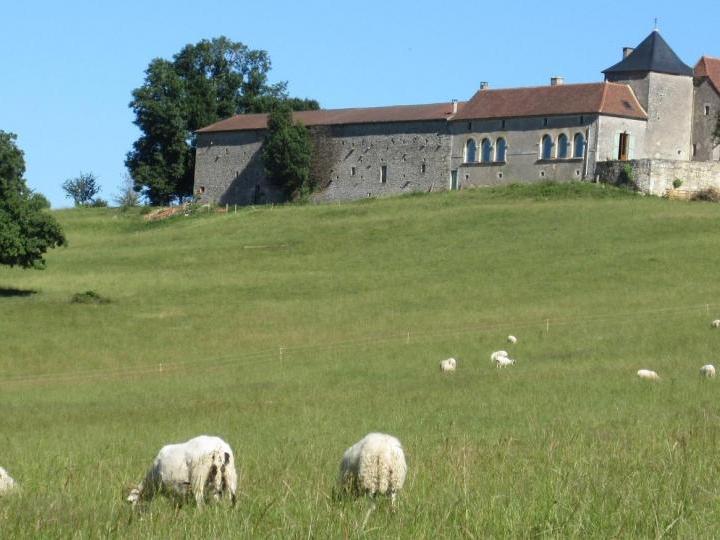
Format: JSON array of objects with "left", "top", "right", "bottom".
[{"left": 2, "top": 183, "right": 720, "bottom": 538}]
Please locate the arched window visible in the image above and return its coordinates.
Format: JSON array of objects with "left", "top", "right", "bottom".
[
  {"left": 481, "top": 138, "right": 493, "bottom": 162},
  {"left": 465, "top": 139, "right": 477, "bottom": 163},
  {"left": 557, "top": 134, "right": 569, "bottom": 159},
  {"left": 573, "top": 133, "right": 585, "bottom": 158},
  {"left": 496, "top": 138, "right": 507, "bottom": 162},
  {"left": 541, "top": 135, "right": 553, "bottom": 160}
]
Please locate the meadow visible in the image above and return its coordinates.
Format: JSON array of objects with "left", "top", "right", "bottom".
[{"left": 2, "top": 183, "right": 720, "bottom": 538}]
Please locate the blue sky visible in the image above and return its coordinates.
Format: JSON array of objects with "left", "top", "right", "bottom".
[{"left": 2, "top": 0, "right": 718, "bottom": 207}]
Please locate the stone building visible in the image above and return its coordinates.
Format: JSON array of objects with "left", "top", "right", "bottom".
[{"left": 194, "top": 30, "right": 720, "bottom": 204}]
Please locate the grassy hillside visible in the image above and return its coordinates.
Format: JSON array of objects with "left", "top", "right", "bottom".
[{"left": 2, "top": 183, "right": 720, "bottom": 537}]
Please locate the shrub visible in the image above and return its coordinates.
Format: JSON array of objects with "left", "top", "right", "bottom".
[
  {"left": 70, "top": 290, "right": 111, "bottom": 304},
  {"left": 672, "top": 178, "right": 684, "bottom": 189},
  {"left": 90, "top": 198, "right": 108, "bottom": 208},
  {"left": 615, "top": 163, "right": 638, "bottom": 191},
  {"left": 691, "top": 187, "right": 720, "bottom": 202}
]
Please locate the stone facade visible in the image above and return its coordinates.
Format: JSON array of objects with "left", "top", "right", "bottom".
[
  {"left": 692, "top": 79, "right": 720, "bottom": 161},
  {"left": 309, "top": 121, "right": 451, "bottom": 202}
]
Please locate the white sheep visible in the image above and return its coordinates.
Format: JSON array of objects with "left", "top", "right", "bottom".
[
  {"left": 712, "top": 320, "right": 720, "bottom": 329},
  {"left": 127, "top": 435, "right": 237, "bottom": 507},
  {"left": 507, "top": 335, "right": 518, "bottom": 344},
  {"left": 0, "top": 467, "right": 16, "bottom": 494},
  {"left": 490, "top": 350, "right": 509, "bottom": 363},
  {"left": 637, "top": 369, "right": 660, "bottom": 381},
  {"left": 338, "top": 432, "right": 407, "bottom": 509},
  {"left": 440, "top": 357, "right": 457, "bottom": 372},
  {"left": 495, "top": 355, "right": 515, "bottom": 368},
  {"left": 700, "top": 364, "right": 716, "bottom": 378}
]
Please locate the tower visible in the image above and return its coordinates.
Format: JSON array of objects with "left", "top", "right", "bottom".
[{"left": 603, "top": 30, "right": 694, "bottom": 160}]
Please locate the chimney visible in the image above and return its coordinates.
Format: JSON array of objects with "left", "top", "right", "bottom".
[
  {"left": 623, "top": 47, "right": 634, "bottom": 58},
  {"left": 480, "top": 81, "right": 489, "bottom": 90},
  {"left": 451, "top": 99, "right": 458, "bottom": 114},
  {"left": 550, "top": 76, "right": 564, "bottom": 86}
]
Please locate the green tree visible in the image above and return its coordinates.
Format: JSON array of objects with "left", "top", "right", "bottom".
[
  {"left": 0, "top": 131, "right": 65, "bottom": 268},
  {"left": 62, "top": 172, "right": 101, "bottom": 206},
  {"left": 127, "top": 37, "right": 319, "bottom": 206},
  {"left": 262, "top": 106, "right": 313, "bottom": 200}
]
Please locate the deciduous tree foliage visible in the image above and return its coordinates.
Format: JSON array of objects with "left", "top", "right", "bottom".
[
  {"left": 0, "top": 131, "right": 65, "bottom": 268},
  {"left": 62, "top": 172, "right": 101, "bottom": 206},
  {"left": 127, "top": 37, "right": 319, "bottom": 206},
  {"left": 262, "top": 106, "right": 313, "bottom": 199}
]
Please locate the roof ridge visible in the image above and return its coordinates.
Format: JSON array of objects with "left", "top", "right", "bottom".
[{"left": 473, "top": 82, "right": 605, "bottom": 93}]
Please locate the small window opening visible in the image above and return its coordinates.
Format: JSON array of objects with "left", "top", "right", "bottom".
[
  {"left": 543, "top": 117, "right": 548, "bottom": 127},
  {"left": 497, "top": 172, "right": 503, "bottom": 179},
  {"left": 380, "top": 165, "right": 387, "bottom": 183},
  {"left": 421, "top": 163, "right": 426, "bottom": 174},
  {"left": 540, "top": 170, "right": 546, "bottom": 178},
  {"left": 693, "top": 144, "right": 697, "bottom": 157},
  {"left": 351, "top": 166, "right": 356, "bottom": 176},
  {"left": 705, "top": 105, "right": 711, "bottom": 116},
  {"left": 467, "top": 121, "right": 472, "bottom": 131},
  {"left": 198, "top": 185, "right": 206, "bottom": 195},
  {"left": 580, "top": 115, "right": 584, "bottom": 123},
  {"left": 465, "top": 174, "right": 470, "bottom": 181},
  {"left": 501, "top": 119, "right": 506, "bottom": 129}
]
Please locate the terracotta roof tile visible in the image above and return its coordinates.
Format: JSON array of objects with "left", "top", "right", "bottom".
[
  {"left": 453, "top": 82, "right": 647, "bottom": 121},
  {"left": 197, "top": 102, "right": 463, "bottom": 133},
  {"left": 695, "top": 56, "right": 720, "bottom": 94}
]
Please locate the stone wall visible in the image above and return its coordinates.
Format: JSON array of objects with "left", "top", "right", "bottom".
[
  {"left": 595, "top": 159, "right": 720, "bottom": 196},
  {"left": 194, "top": 130, "right": 285, "bottom": 205},
  {"left": 692, "top": 79, "right": 720, "bottom": 161}
]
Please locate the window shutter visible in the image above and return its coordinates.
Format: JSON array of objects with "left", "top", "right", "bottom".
[
  {"left": 628, "top": 134, "right": 636, "bottom": 160},
  {"left": 613, "top": 132, "right": 621, "bottom": 160}
]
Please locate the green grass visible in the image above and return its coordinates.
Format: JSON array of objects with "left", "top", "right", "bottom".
[{"left": 2, "top": 182, "right": 720, "bottom": 538}]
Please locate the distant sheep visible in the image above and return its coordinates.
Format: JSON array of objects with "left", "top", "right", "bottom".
[
  {"left": 495, "top": 355, "right": 515, "bottom": 368},
  {"left": 440, "top": 358, "right": 456, "bottom": 372},
  {"left": 127, "top": 435, "right": 237, "bottom": 507},
  {"left": 507, "top": 335, "right": 518, "bottom": 344},
  {"left": 700, "top": 364, "right": 716, "bottom": 378},
  {"left": 490, "top": 350, "right": 509, "bottom": 363},
  {"left": 712, "top": 320, "right": 720, "bottom": 329},
  {"left": 0, "top": 467, "right": 16, "bottom": 494},
  {"left": 338, "top": 432, "right": 407, "bottom": 509},
  {"left": 637, "top": 369, "right": 660, "bottom": 381}
]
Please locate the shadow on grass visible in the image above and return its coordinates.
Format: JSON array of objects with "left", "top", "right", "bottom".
[{"left": 0, "top": 287, "right": 37, "bottom": 297}]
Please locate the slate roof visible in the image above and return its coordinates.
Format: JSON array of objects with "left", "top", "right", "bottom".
[
  {"left": 603, "top": 30, "right": 693, "bottom": 77},
  {"left": 694, "top": 56, "right": 720, "bottom": 94},
  {"left": 453, "top": 82, "right": 647, "bottom": 121},
  {"left": 196, "top": 102, "right": 462, "bottom": 133}
]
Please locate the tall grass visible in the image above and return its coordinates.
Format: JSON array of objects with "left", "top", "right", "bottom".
[{"left": 2, "top": 183, "right": 720, "bottom": 537}]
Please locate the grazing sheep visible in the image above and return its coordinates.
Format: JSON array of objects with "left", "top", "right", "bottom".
[
  {"left": 127, "top": 435, "right": 237, "bottom": 507},
  {"left": 490, "top": 350, "right": 509, "bottom": 363},
  {"left": 0, "top": 467, "right": 16, "bottom": 494},
  {"left": 712, "top": 320, "right": 720, "bottom": 329},
  {"left": 338, "top": 433, "right": 407, "bottom": 509},
  {"left": 637, "top": 369, "right": 660, "bottom": 381},
  {"left": 507, "top": 335, "right": 518, "bottom": 344},
  {"left": 495, "top": 355, "right": 515, "bottom": 368},
  {"left": 440, "top": 357, "right": 457, "bottom": 372},
  {"left": 700, "top": 364, "right": 716, "bottom": 378}
]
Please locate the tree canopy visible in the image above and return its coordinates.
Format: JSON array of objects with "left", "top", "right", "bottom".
[
  {"left": 127, "top": 37, "right": 319, "bottom": 206},
  {"left": 0, "top": 131, "right": 65, "bottom": 269},
  {"left": 62, "top": 172, "right": 101, "bottom": 206},
  {"left": 262, "top": 106, "right": 313, "bottom": 200}
]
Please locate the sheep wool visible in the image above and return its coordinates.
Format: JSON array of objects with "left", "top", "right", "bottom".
[
  {"left": 339, "top": 433, "right": 407, "bottom": 508},
  {"left": 507, "top": 335, "right": 518, "bottom": 344},
  {"left": 0, "top": 467, "right": 16, "bottom": 494},
  {"left": 490, "top": 350, "right": 509, "bottom": 363},
  {"left": 440, "top": 358, "right": 457, "bottom": 372},
  {"left": 637, "top": 369, "right": 660, "bottom": 381},
  {"left": 700, "top": 364, "right": 716, "bottom": 378},
  {"left": 495, "top": 355, "right": 515, "bottom": 368},
  {"left": 712, "top": 320, "right": 720, "bottom": 329},
  {"left": 127, "top": 435, "right": 237, "bottom": 507}
]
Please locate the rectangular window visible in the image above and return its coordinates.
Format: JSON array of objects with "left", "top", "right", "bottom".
[
  {"left": 351, "top": 166, "right": 356, "bottom": 176},
  {"left": 693, "top": 144, "right": 697, "bottom": 157},
  {"left": 380, "top": 165, "right": 387, "bottom": 183},
  {"left": 705, "top": 105, "right": 711, "bottom": 116},
  {"left": 543, "top": 118, "right": 548, "bottom": 127},
  {"left": 421, "top": 163, "right": 426, "bottom": 174}
]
